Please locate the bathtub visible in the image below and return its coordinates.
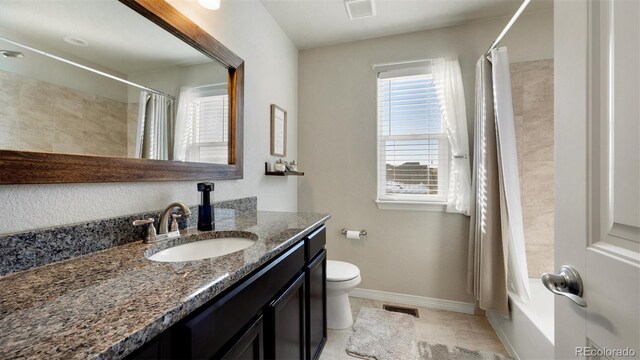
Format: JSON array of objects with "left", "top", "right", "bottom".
[{"left": 487, "top": 279, "right": 554, "bottom": 359}]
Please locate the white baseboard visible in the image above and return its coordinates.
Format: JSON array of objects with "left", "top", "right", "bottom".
[
  {"left": 487, "top": 311, "right": 520, "bottom": 360},
  {"left": 349, "top": 288, "right": 475, "bottom": 315}
]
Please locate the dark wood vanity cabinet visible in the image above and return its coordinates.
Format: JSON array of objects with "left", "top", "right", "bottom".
[
  {"left": 265, "top": 274, "right": 306, "bottom": 359},
  {"left": 127, "top": 225, "right": 327, "bottom": 360},
  {"left": 219, "top": 316, "right": 265, "bottom": 360},
  {"left": 305, "top": 249, "right": 327, "bottom": 360}
]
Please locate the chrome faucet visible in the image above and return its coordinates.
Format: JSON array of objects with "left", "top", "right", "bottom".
[
  {"left": 133, "top": 202, "right": 192, "bottom": 243},
  {"left": 159, "top": 202, "right": 192, "bottom": 236}
]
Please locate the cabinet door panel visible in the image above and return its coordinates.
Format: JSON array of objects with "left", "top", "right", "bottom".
[
  {"left": 306, "top": 250, "right": 327, "bottom": 360},
  {"left": 219, "top": 316, "right": 264, "bottom": 360},
  {"left": 266, "top": 273, "right": 306, "bottom": 360}
]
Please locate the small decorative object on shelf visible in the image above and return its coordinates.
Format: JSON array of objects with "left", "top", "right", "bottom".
[
  {"left": 274, "top": 158, "right": 287, "bottom": 172},
  {"left": 287, "top": 160, "right": 298, "bottom": 172},
  {"left": 265, "top": 162, "right": 304, "bottom": 176}
]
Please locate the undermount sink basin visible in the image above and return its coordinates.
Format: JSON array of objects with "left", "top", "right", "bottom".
[{"left": 148, "top": 234, "right": 258, "bottom": 262}]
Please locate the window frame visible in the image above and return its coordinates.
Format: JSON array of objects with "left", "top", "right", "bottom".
[
  {"left": 186, "top": 86, "right": 229, "bottom": 164},
  {"left": 375, "top": 70, "right": 450, "bottom": 210}
]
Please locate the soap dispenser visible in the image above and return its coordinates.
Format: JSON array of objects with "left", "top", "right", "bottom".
[{"left": 197, "top": 182, "right": 214, "bottom": 231}]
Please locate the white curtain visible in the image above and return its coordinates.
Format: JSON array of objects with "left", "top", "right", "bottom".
[
  {"left": 490, "top": 47, "right": 530, "bottom": 302},
  {"left": 173, "top": 87, "right": 196, "bottom": 161},
  {"left": 135, "top": 91, "right": 174, "bottom": 160},
  {"left": 432, "top": 57, "right": 472, "bottom": 215}
]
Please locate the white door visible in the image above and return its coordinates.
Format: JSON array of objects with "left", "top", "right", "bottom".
[{"left": 555, "top": 0, "right": 640, "bottom": 359}]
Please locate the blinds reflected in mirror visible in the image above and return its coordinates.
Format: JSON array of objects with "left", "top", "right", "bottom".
[
  {"left": 173, "top": 84, "right": 229, "bottom": 164},
  {"left": 189, "top": 94, "right": 229, "bottom": 164},
  {"left": 377, "top": 72, "right": 449, "bottom": 202}
]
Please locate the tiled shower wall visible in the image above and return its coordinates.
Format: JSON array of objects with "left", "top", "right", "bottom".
[
  {"left": 0, "top": 70, "right": 128, "bottom": 157},
  {"left": 511, "top": 59, "right": 554, "bottom": 277}
]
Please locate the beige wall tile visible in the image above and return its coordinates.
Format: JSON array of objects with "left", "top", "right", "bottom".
[
  {"left": 514, "top": 114, "right": 524, "bottom": 182},
  {"left": 18, "top": 79, "right": 55, "bottom": 130},
  {"left": 523, "top": 211, "right": 554, "bottom": 246},
  {"left": 2, "top": 69, "right": 129, "bottom": 156},
  {"left": 0, "top": 71, "right": 20, "bottom": 122},
  {"left": 17, "top": 122, "right": 53, "bottom": 152},
  {"left": 0, "top": 120, "right": 19, "bottom": 149},
  {"left": 522, "top": 160, "right": 554, "bottom": 217},
  {"left": 127, "top": 103, "right": 139, "bottom": 157},
  {"left": 512, "top": 60, "right": 554, "bottom": 278},
  {"left": 54, "top": 114, "right": 84, "bottom": 138},
  {"left": 53, "top": 130, "right": 84, "bottom": 154},
  {"left": 83, "top": 130, "right": 127, "bottom": 157},
  {"left": 526, "top": 243, "right": 555, "bottom": 276},
  {"left": 54, "top": 88, "right": 86, "bottom": 120},
  {"left": 511, "top": 59, "right": 553, "bottom": 73},
  {"left": 510, "top": 68, "right": 524, "bottom": 116},
  {"left": 522, "top": 69, "right": 553, "bottom": 118}
]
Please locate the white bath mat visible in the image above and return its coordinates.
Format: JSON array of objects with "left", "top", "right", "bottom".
[
  {"left": 418, "top": 341, "right": 513, "bottom": 360},
  {"left": 345, "top": 307, "right": 419, "bottom": 360}
]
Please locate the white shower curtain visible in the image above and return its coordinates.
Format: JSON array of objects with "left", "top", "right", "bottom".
[
  {"left": 491, "top": 47, "right": 530, "bottom": 302},
  {"left": 173, "top": 87, "right": 196, "bottom": 161},
  {"left": 432, "top": 57, "right": 472, "bottom": 215},
  {"left": 135, "top": 91, "right": 174, "bottom": 160},
  {"left": 468, "top": 47, "right": 530, "bottom": 315}
]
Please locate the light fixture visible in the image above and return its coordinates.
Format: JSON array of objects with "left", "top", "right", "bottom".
[
  {"left": 62, "top": 36, "right": 88, "bottom": 47},
  {"left": 0, "top": 50, "right": 24, "bottom": 58},
  {"left": 198, "top": 0, "right": 220, "bottom": 10}
]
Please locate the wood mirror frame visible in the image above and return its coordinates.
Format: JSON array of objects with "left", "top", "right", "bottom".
[{"left": 0, "top": 0, "right": 244, "bottom": 184}]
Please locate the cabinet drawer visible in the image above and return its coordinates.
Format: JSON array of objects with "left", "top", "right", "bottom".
[
  {"left": 176, "top": 241, "right": 305, "bottom": 359},
  {"left": 305, "top": 226, "right": 326, "bottom": 261}
]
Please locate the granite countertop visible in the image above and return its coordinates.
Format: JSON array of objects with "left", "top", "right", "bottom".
[{"left": 0, "top": 211, "right": 330, "bottom": 359}]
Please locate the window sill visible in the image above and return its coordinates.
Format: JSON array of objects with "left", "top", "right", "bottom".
[{"left": 375, "top": 200, "right": 446, "bottom": 212}]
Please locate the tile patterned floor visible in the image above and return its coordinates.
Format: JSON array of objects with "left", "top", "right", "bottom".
[{"left": 319, "top": 297, "right": 509, "bottom": 360}]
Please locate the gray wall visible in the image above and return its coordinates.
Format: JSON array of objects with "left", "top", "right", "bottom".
[
  {"left": 0, "top": 1, "right": 299, "bottom": 234},
  {"left": 297, "top": 9, "right": 553, "bottom": 302}
]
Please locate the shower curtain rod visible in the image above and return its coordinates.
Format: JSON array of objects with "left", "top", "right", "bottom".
[
  {"left": 0, "top": 36, "right": 175, "bottom": 100},
  {"left": 485, "top": 0, "right": 531, "bottom": 55}
]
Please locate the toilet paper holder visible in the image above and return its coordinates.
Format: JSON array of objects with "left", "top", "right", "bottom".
[{"left": 341, "top": 229, "right": 367, "bottom": 237}]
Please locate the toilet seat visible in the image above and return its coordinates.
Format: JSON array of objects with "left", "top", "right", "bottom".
[{"left": 327, "top": 260, "right": 360, "bottom": 282}]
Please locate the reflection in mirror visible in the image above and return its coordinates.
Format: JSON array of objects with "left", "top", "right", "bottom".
[{"left": 0, "top": 1, "right": 230, "bottom": 164}]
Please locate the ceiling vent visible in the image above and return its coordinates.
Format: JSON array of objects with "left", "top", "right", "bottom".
[{"left": 344, "top": 0, "right": 376, "bottom": 20}]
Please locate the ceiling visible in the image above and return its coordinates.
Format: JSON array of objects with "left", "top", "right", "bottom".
[
  {"left": 260, "top": 0, "right": 553, "bottom": 50},
  {"left": 0, "top": 1, "right": 212, "bottom": 75}
]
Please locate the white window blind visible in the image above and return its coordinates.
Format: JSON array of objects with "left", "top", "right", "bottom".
[
  {"left": 188, "top": 94, "right": 228, "bottom": 163},
  {"left": 377, "top": 72, "right": 449, "bottom": 203}
]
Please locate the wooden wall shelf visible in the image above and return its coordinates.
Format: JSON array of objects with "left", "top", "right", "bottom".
[{"left": 264, "top": 162, "right": 304, "bottom": 176}]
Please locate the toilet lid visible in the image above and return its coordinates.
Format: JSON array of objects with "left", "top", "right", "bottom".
[{"left": 327, "top": 260, "right": 360, "bottom": 282}]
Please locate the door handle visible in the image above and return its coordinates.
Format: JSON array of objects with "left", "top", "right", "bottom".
[{"left": 541, "top": 265, "right": 587, "bottom": 307}]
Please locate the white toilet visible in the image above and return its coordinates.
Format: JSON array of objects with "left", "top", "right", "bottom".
[{"left": 326, "top": 260, "right": 361, "bottom": 329}]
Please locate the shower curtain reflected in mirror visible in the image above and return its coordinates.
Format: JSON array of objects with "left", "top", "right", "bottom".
[
  {"left": 135, "top": 91, "right": 174, "bottom": 160},
  {"left": 173, "top": 87, "right": 196, "bottom": 162}
]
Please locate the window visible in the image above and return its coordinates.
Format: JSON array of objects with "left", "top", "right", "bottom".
[
  {"left": 376, "top": 69, "right": 449, "bottom": 208},
  {"left": 187, "top": 92, "right": 228, "bottom": 163}
]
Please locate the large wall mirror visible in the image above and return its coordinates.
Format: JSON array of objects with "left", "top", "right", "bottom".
[{"left": 0, "top": 0, "right": 244, "bottom": 183}]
